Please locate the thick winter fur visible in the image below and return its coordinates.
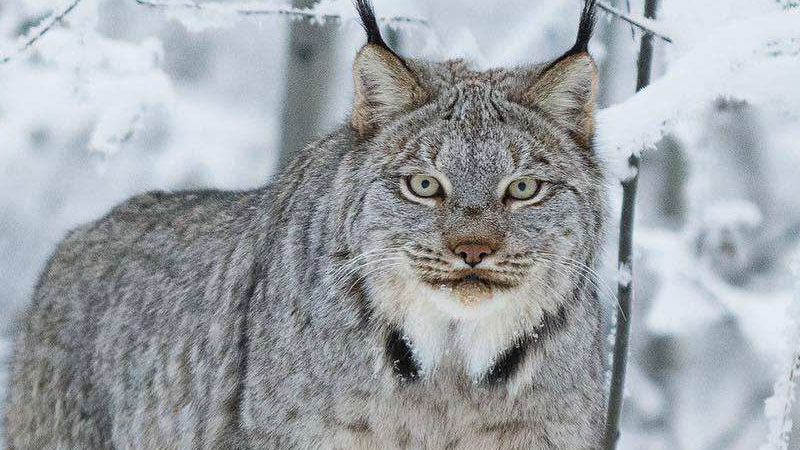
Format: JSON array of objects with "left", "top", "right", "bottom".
[{"left": 4, "top": 1, "right": 607, "bottom": 448}]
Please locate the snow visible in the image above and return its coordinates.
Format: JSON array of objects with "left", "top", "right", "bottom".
[
  {"left": 700, "top": 200, "right": 763, "bottom": 230},
  {"left": 638, "top": 226, "right": 794, "bottom": 362}
]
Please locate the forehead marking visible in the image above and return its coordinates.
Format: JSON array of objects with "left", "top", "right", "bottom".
[{"left": 508, "top": 141, "right": 521, "bottom": 169}]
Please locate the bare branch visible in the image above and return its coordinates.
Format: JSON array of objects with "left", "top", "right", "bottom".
[
  {"left": 0, "top": 0, "right": 84, "bottom": 64},
  {"left": 133, "top": 0, "right": 429, "bottom": 27},
  {"left": 597, "top": 0, "right": 672, "bottom": 43}
]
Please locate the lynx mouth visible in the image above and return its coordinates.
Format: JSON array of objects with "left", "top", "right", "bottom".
[{"left": 421, "top": 270, "right": 519, "bottom": 293}]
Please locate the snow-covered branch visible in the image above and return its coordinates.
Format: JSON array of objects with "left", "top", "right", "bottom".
[
  {"left": 596, "top": 9, "right": 800, "bottom": 180},
  {"left": 0, "top": 0, "right": 84, "bottom": 64},
  {"left": 133, "top": 0, "right": 428, "bottom": 26},
  {"left": 760, "top": 251, "right": 800, "bottom": 450},
  {"left": 596, "top": 0, "right": 672, "bottom": 42},
  {"left": 778, "top": 0, "right": 799, "bottom": 10}
]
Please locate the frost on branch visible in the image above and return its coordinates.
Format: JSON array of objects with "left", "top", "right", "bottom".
[
  {"left": 595, "top": 0, "right": 672, "bottom": 42},
  {"left": 759, "top": 251, "right": 800, "bottom": 450},
  {"left": 134, "top": 0, "right": 428, "bottom": 32}
]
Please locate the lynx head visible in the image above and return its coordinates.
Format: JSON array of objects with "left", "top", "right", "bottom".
[{"left": 347, "top": 0, "right": 605, "bottom": 322}]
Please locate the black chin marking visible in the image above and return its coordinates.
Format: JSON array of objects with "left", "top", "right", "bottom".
[
  {"left": 485, "top": 305, "right": 569, "bottom": 385},
  {"left": 386, "top": 329, "right": 420, "bottom": 382},
  {"left": 485, "top": 335, "right": 533, "bottom": 385}
]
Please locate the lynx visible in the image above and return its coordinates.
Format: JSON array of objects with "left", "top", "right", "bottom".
[{"left": 5, "top": 1, "right": 607, "bottom": 448}]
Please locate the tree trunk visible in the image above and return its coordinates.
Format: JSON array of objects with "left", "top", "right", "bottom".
[{"left": 278, "top": 0, "right": 336, "bottom": 167}]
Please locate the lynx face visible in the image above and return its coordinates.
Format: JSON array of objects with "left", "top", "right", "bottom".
[{"left": 351, "top": 59, "right": 605, "bottom": 321}]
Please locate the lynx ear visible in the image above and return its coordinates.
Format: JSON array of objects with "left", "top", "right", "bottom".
[
  {"left": 351, "top": 0, "right": 426, "bottom": 135},
  {"left": 521, "top": 53, "right": 598, "bottom": 143},
  {"left": 352, "top": 45, "right": 426, "bottom": 135}
]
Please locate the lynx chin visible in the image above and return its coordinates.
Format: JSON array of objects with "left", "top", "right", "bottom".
[{"left": 5, "top": 0, "right": 608, "bottom": 448}]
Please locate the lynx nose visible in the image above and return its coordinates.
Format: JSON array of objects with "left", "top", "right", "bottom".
[{"left": 453, "top": 243, "right": 493, "bottom": 267}]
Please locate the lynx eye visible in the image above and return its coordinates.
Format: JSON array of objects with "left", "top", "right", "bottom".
[
  {"left": 505, "top": 177, "right": 543, "bottom": 201},
  {"left": 407, "top": 174, "right": 442, "bottom": 198}
]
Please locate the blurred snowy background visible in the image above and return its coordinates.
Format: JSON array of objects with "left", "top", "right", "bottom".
[{"left": 1, "top": 0, "right": 799, "bottom": 448}]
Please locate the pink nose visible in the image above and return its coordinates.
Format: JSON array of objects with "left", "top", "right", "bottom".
[{"left": 452, "top": 243, "right": 493, "bottom": 267}]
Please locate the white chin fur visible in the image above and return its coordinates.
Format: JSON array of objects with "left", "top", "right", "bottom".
[
  {"left": 379, "top": 274, "right": 561, "bottom": 381},
  {"left": 420, "top": 283, "right": 522, "bottom": 320}
]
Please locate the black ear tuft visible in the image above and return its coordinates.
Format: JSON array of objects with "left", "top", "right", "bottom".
[
  {"left": 354, "top": 0, "right": 388, "bottom": 48},
  {"left": 351, "top": 0, "right": 425, "bottom": 135},
  {"left": 566, "top": 0, "right": 597, "bottom": 56}
]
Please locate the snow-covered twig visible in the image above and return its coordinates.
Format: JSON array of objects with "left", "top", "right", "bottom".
[
  {"left": 0, "top": 0, "right": 84, "bottom": 64},
  {"left": 603, "top": 1, "right": 661, "bottom": 449},
  {"left": 596, "top": 0, "right": 672, "bottom": 42},
  {"left": 133, "top": 0, "right": 428, "bottom": 26}
]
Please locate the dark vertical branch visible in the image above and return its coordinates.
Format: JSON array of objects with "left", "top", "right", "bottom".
[{"left": 603, "top": 0, "right": 661, "bottom": 449}]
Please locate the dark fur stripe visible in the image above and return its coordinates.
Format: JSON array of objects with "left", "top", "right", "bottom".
[
  {"left": 232, "top": 260, "right": 262, "bottom": 448},
  {"left": 542, "top": 304, "right": 569, "bottom": 333},
  {"left": 485, "top": 305, "right": 568, "bottom": 385},
  {"left": 485, "top": 335, "right": 534, "bottom": 384},
  {"left": 386, "top": 329, "right": 420, "bottom": 381}
]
